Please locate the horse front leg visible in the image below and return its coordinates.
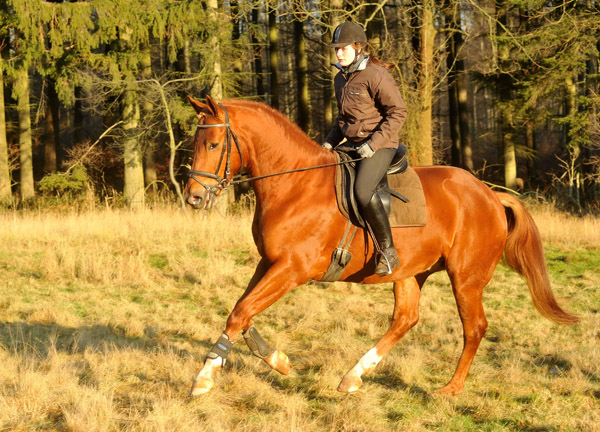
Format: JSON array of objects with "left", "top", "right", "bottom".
[
  {"left": 338, "top": 278, "right": 421, "bottom": 393},
  {"left": 190, "top": 259, "right": 304, "bottom": 396}
]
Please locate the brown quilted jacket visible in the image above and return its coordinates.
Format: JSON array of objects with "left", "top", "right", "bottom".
[{"left": 325, "top": 59, "right": 407, "bottom": 151}]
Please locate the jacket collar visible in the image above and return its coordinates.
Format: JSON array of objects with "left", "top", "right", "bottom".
[{"left": 333, "top": 54, "right": 369, "bottom": 74}]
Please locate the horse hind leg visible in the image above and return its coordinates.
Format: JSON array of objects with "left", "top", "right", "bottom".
[
  {"left": 338, "top": 277, "right": 421, "bottom": 393},
  {"left": 434, "top": 274, "right": 489, "bottom": 396}
]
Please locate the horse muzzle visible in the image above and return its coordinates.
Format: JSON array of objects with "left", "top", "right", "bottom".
[{"left": 185, "top": 186, "right": 216, "bottom": 210}]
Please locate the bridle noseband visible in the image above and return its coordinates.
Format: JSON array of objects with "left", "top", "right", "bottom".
[{"left": 187, "top": 104, "right": 243, "bottom": 197}]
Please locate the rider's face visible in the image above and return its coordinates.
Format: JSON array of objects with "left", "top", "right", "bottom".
[{"left": 336, "top": 44, "right": 356, "bottom": 67}]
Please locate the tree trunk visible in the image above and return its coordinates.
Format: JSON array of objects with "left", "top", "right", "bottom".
[
  {"left": 565, "top": 74, "right": 581, "bottom": 208},
  {"left": 177, "top": 39, "right": 192, "bottom": 75},
  {"left": 502, "top": 118, "right": 518, "bottom": 190},
  {"left": 525, "top": 118, "right": 536, "bottom": 186},
  {"left": 252, "top": 7, "right": 265, "bottom": 98},
  {"left": 321, "top": 29, "right": 333, "bottom": 141},
  {"left": 267, "top": 0, "right": 280, "bottom": 109},
  {"left": 294, "top": 16, "right": 312, "bottom": 135},
  {"left": 495, "top": 0, "right": 517, "bottom": 190},
  {"left": 230, "top": 0, "right": 243, "bottom": 94},
  {"left": 458, "top": 70, "right": 473, "bottom": 172},
  {"left": 447, "top": 0, "right": 473, "bottom": 172},
  {"left": 0, "top": 57, "right": 11, "bottom": 203},
  {"left": 207, "top": 0, "right": 233, "bottom": 212},
  {"left": 15, "top": 67, "right": 35, "bottom": 200},
  {"left": 445, "top": 1, "right": 462, "bottom": 167},
  {"left": 122, "top": 85, "right": 145, "bottom": 209},
  {"left": 207, "top": 0, "right": 224, "bottom": 101},
  {"left": 583, "top": 19, "right": 598, "bottom": 203},
  {"left": 365, "top": 4, "right": 383, "bottom": 55},
  {"left": 141, "top": 48, "right": 157, "bottom": 195},
  {"left": 73, "top": 85, "right": 84, "bottom": 147},
  {"left": 323, "top": 0, "right": 343, "bottom": 139},
  {"left": 416, "top": 0, "right": 435, "bottom": 165},
  {"left": 43, "top": 78, "right": 60, "bottom": 173}
]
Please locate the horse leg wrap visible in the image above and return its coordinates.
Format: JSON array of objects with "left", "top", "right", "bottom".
[
  {"left": 206, "top": 332, "right": 233, "bottom": 363},
  {"left": 243, "top": 325, "right": 273, "bottom": 359}
]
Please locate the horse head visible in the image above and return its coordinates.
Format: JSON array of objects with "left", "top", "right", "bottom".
[{"left": 185, "top": 95, "right": 243, "bottom": 210}]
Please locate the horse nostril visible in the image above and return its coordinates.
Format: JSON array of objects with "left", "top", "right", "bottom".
[{"left": 186, "top": 194, "right": 202, "bottom": 207}]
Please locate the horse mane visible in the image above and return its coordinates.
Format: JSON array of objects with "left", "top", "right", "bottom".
[{"left": 223, "top": 99, "right": 321, "bottom": 152}]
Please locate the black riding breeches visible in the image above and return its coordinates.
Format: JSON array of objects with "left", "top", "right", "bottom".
[{"left": 354, "top": 147, "right": 397, "bottom": 207}]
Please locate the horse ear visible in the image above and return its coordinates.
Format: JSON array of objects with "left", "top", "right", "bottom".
[
  {"left": 187, "top": 96, "right": 207, "bottom": 116},
  {"left": 205, "top": 95, "right": 222, "bottom": 117},
  {"left": 187, "top": 95, "right": 223, "bottom": 119}
]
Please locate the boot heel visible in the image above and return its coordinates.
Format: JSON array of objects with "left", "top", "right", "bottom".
[{"left": 375, "top": 246, "right": 400, "bottom": 276}]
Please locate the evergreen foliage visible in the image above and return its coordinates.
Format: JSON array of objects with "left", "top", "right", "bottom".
[
  {"left": 0, "top": 0, "right": 598, "bottom": 211},
  {"left": 39, "top": 164, "right": 88, "bottom": 196}
]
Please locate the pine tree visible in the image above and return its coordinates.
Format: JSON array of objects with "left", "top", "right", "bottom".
[
  {"left": 478, "top": 0, "right": 600, "bottom": 199},
  {"left": 4, "top": 0, "right": 48, "bottom": 201}
]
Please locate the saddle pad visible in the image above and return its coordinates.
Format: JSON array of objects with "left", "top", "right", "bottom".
[{"left": 388, "top": 167, "right": 427, "bottom": 227}]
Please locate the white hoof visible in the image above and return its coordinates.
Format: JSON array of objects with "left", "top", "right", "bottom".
[
  {"left": 190, "top": 376, "right": 214, "bottom": 396},
  {"left": 337, "top": 373, "right": 363, "bottom": 393}
]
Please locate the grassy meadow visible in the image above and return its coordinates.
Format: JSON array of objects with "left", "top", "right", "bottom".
[{"left": 0, "top": 203, "right": 598, "bottom": 431}]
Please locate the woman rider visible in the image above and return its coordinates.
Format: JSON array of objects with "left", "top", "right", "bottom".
[{"left": 323, "top": 21, "right": 408, "bottom": 276}]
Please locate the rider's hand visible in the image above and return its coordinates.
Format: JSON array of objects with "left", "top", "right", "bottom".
[
  {"left": 321, "top": 142, "right": 333, "bottom": 150},
  {"left": 357, "top": 141, "right": 375, "bottom": 158}
]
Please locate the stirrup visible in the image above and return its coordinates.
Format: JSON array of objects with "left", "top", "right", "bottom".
[{"left": 375, "top": 247, "right": 399, "bottom": 276}]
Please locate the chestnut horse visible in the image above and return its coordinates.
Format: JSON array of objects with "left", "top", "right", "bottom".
[{"left": 184, "top": 95, "right": 579, "bottom": 396}]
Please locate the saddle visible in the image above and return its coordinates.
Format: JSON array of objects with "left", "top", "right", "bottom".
[
  {"left": 334, "top": 145, "right": 426, "bottom": 228},
  {"left": 321, "top": 145, "right": 427, "bottom": 282}
]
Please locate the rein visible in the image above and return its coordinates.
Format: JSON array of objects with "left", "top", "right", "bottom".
[{"left": 187, "top": 104, "right": 363, "bottom": 194}]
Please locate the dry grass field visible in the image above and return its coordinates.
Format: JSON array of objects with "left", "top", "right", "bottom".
[{"left": 0, "top": 202, "right": 598, "bottom": 431}]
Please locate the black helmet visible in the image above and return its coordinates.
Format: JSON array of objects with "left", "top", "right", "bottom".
[{"left": 330, "top": 21, "right": 367, "bottom": 48}]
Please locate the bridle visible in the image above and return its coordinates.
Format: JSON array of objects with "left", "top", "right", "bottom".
[
  {"left": 187, "top": 103, "right": 243, "bottom": 196},
  {"left": 187, "top": 104, "right": 364, "bottom": 197}
]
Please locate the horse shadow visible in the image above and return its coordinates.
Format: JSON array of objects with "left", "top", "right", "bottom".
[{"left": 0, "top": 320, "right": 212, "bottom": 360}]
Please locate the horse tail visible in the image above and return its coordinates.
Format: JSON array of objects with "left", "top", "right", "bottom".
[{"left": 497, "top": 192, "right": 580, "bottom": 325}]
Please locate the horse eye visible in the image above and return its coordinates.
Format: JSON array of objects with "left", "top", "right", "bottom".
[{"left": 207, "top": 142, "right": 220, "bottom": 151}]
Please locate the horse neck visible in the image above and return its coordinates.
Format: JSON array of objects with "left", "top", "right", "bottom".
[{"left": 231, "top": 103, "right": 335, "bottom": 194}]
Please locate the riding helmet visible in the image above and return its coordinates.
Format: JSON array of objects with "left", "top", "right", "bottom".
[{"left": 330, "top": 21, "right": 367, "bottom": 48}]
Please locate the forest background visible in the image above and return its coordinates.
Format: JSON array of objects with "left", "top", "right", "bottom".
[{"left": 0, "top": 0, "right": 599, "bottom": 212}]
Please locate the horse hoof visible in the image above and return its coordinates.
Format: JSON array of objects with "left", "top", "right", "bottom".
[
  {"left": 337, "top": 374, "right": 363, "bottom": 393},
  {"left": 265, "top": 350, "right": 291, "bottom": 375},
  {"left": 433, "top": 384, "right": 462, "bottom": 396},
  {"left": 189, "top": 377, "right": 214, "bottom": 396}
]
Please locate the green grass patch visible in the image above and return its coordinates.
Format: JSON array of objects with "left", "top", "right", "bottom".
[
  {"left": 545, "top": 246, "right": 600, "bottom": 280},
  {"left": 148, "top": 253, "right": 169, "bottom": 270}
]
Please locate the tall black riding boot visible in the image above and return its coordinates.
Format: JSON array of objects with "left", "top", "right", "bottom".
[{"left": 361, "top": 193, "right": 400, "bottom": 276}]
